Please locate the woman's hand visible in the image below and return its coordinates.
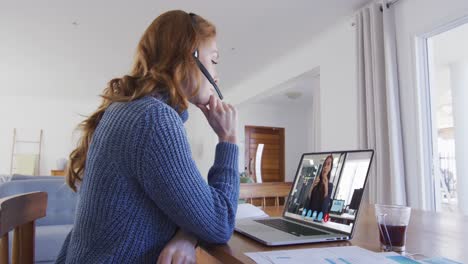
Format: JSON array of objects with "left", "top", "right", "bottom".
[
  {"left": 322, "top": 175, "right": 328, "bottom": 185},
  {"left": 311, "top": 176, "right": 320, "bottom": 188},
  {"left": 157, "top": 230, "right": 197, "bottom": 264},
  {"left": 197, "top": 95, "right": 237, "bottom": 144}
]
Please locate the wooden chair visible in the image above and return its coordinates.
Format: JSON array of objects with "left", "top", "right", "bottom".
[
  {"left": 239, "top": 182, "right": 292, "bottom": 208},
  {"left": 0, "top": 192, "right": 47, "bottom": 264}
]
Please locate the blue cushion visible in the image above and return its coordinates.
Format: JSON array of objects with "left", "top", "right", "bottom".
[
  {"left": 36, "top": 225, "right": 73, "bottom": 262},
  {"left": 0, "top": 179, "right": 77, "bottom": 226},
  {"left": 11, "top": 174, "right": 64, "bottom": 181}
]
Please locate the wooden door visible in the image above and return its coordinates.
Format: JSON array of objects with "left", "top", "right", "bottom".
[{"left": 245, "top": 126, "right": 285, "bottom": 182}]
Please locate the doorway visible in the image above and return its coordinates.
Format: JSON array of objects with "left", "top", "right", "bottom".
[
  {"left": 244, "top": 126, "right": 285, "bottom": 182},
  {"left": 418, "top": 18, "right": 468, "bottom": 213}
]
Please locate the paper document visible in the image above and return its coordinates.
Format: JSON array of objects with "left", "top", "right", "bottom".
[
  {"left": 236, "top": 203, "right": 269, "bottom": 220},
  {"left": 376, "top": 252, "right": 463, "bottom": 264},
  {"left": 420, "top": 257, "right": 463, "bottom": 264},
  {"left": 246, "top": 246, "right": 418, "bottom": 264}
]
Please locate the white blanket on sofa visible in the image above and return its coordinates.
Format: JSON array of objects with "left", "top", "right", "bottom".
[{"left": 0, "top": 174, "right": 12, "bottom": 183}]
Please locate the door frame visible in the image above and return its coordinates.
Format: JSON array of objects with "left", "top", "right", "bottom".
[
  {"left": 244, "top": 125, "right": 285, "bottom": 182},
  {"left": 415, "top": 15, "right": 468, "bottom": 211}
]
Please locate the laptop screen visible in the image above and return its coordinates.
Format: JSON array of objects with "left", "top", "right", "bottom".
[{"left": 284, "top": 150, "right": 373, "bottom": 234}]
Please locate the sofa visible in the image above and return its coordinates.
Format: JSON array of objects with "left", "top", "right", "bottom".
[
  {"left": 0, "top": 177, "right": 77, "bottom": 263},
  {"left": 11, "top": 174, "right": 65, "bottom": 181}
]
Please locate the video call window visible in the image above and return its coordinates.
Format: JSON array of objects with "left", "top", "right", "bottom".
[{"left": 285, "top": 151, "right": 373, "bottom": 234}]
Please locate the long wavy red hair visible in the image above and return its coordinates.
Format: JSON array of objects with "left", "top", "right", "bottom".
[{"left": 66, "top": 10, "right": 216, "bottom": 191}]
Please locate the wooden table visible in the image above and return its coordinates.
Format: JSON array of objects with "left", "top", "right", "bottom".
[{"left": 200, "top": 204, "right": 468, "bottom": 263}]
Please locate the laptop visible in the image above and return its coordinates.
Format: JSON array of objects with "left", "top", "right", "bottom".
[{"left": 235, "top": 150, "right": 374, "bottom": 246}]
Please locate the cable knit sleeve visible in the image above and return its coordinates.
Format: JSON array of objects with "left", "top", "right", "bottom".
[{"left": 136, "top": 104, "right": 239, "bottom": 244}]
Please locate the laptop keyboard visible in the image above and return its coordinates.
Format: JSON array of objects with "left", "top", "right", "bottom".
[{"left": 255, "top": 218, "right": 328, "bottom": 237}]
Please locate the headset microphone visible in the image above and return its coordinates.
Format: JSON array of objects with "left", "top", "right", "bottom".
[{"left": 193, "top": 49, "right": 223, "bottom": 100}]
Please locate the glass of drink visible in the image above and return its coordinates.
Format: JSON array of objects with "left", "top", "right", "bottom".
[{"left": 374, "top": 204, "right": 411, "bottom": 252}]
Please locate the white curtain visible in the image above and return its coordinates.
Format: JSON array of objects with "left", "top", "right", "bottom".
[{"left": 356, "top": 1, "right": 407, "bottom": 205}]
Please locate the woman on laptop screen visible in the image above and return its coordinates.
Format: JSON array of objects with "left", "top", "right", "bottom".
[{"left": 307, "top": 155, "right": 334, "bottom": 216}]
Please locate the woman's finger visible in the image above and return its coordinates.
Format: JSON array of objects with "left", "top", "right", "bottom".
[
  {"left": 230, "top": 104, "right": 237, "bottom": 118},
  {"left": 197, "top": 104, "right": 209, "bottom": 118},
  {"left": 222, "top": 102, "right": 230, "bottom": 112},
  {"left": 173, "top": 253, "right": 193, "bottom": 264},
  {"left": 228, "top": 104, "right": 237, "bottom": 116},
  {"left": 209, "top": 94, "right": 216, "bottom": 111},
  {"left": 215, "top": 98, "right": 224, "bottom": 112},
  {"left": 172, "top": 253, "right": 184, "bottom": 264},
  {"left": 156, "top": 250, "right": 172, "bottom": 264}
]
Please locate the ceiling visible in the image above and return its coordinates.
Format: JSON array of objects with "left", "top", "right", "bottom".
[
  {"left": 247, "top": 69, "right": 319, "bottom": 107},
  {"left": 0, "top": 0, "right": 369, "bottom": 98}
]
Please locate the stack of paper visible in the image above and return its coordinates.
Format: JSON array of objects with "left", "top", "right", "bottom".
[
  {"left": 246, "top": 246, "right": 401, "bottom": 264},
  {"left": 246, "top": 246, "right": 462, "bottom": 264},
  {"left": 236, "top": 203, "right": 269, "bottom": 220}
]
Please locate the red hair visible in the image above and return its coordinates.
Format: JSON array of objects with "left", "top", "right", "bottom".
[{"left": 66, "top": 10, "right": 216, "bottom": 191}]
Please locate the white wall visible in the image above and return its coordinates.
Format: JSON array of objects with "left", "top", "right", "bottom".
[
  {"left": 0, "top": 96, "right": 100, "bottom": 175},
  {"left": 226, "top": 19, "right": 358, "bottom": 152},
  {"left": 237, "top": 103, "right": 311, "bottom": 182},
  {"left": 393, "top": 0, "right": 468, "bottom": 209}
]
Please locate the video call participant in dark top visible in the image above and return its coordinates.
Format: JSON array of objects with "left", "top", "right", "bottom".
[{"left": 307, "top": 155, "right": 334, "bottom": 215}]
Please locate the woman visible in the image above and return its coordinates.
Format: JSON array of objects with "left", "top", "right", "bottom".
[
  {"left": 56, "top": 10, "right": 239, "bottom": 264},
  {"left": 307, "top": 155, "right": 334, "bottom": 215}
]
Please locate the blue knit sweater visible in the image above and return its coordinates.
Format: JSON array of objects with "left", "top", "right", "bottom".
[{"left": 56, "top": 96, "right": 239, "bottom": 263}]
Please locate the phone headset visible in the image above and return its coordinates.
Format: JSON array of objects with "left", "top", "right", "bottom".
[{"left": 189, "top": 12, "right": 224, "bottom": 100}]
